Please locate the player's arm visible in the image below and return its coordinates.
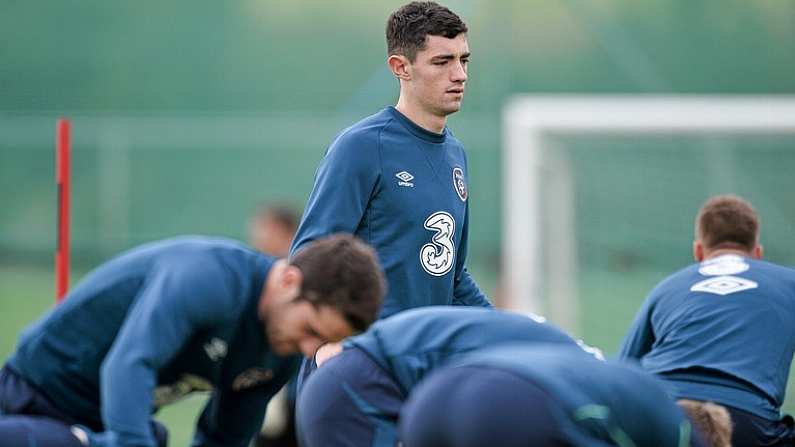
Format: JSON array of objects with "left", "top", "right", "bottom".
[
  {"left": 192, "top": 360, "right": 298, "bottom": 447},
  {"left": 290, "top": 131, "right": 381, "bottom": 256},
  {"left": 97, "top": 259, "right": 236, "bottom": 447},
  {"left": 617, "top": 292, "right": 658, "bottom": 360},
  {"left": 452, "top": 201, "right": 492, "bottom": 307}
]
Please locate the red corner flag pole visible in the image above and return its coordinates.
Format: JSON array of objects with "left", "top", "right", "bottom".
[{"left": 56, "top": 118, "right": 71, "bottom": 302}]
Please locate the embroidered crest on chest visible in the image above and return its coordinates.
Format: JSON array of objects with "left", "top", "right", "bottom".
[{"left": 452, "top": 167, "right": 467, "bottom": 202}]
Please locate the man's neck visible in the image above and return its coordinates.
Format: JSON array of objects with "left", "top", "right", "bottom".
[{"left": 395, "top": 97, "right": 447, "bottom": 134}]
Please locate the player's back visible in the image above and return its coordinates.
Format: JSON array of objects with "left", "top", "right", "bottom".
[
  {"left": 621, "top": 254, "right": 795, "bottom": 420},
  {"left": 345, "top": 306, "right": 577, "bottom": 392},
  {"left": 454, "top": 344, "right": 698, "bottom": 447},
  {"left": 7, "top": 236, "right": 271, "bottom": 424}
]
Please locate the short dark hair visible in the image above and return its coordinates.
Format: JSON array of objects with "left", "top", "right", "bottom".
[
  {"left": 386, "top": 1, "right": 468, "bottom": 62},
  {"left": 695, "top": 195, "right": 760, "bottom": 252},
  {"left": 290, "top": 234, "right": 386, "bottom": 333}
]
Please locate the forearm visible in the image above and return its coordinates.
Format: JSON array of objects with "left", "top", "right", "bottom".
[
  {"left": 100, "top": 360, "right": 159, "bottom": 447},
  {"left": 453, "top": 268, "right": 492, "bottom": 307}
]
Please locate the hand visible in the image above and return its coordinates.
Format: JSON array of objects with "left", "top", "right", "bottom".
[
  {"left": 315, "top": 341, "right": 343, "bottom": 367},
  {"left": 70, "top": 422, "right": 166, "bottom": 447},
  {"left": 69, "top": 426, "right": 118, "bottom": 447}
]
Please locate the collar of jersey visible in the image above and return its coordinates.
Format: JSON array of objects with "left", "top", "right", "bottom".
[{"left": 387, "top": 106, "right": 447, "bottom": 144}]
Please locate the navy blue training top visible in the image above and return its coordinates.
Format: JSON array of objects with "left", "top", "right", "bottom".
[
  {"left": 618, "top": 254, "right": 795, "bottom": 420},
  {"left": 344, "top": 307, "right": 578, "bottom": 394},
  {"left": 7, "top": 237, "right": 300, "bottom": 447},
  {"left": 290, "top": 107, "right": 490, "bottom": 318},
  {"left": 453, "top": 345, "right": 700, "bottom": 447}
]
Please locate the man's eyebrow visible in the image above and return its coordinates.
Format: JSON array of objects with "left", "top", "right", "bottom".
[{"left": 431, "top": 52, "right": 471, "bottom": 61}]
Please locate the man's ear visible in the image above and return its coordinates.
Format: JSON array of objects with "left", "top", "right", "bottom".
[
  {"left": 281, "top": 265, "right": 303, "bottom": 291},
  {"left": 388, "top": 54, "right": 411, "bottom": 81},
  {"left": 693, "top": 240, "right": 705, "bottom": 262}
]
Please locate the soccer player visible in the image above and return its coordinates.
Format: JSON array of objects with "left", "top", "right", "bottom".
[
  {"left": 249, "top": 203, "right": 299, "bottom": 258},
  {"left": 399, "top": 344, "right": 707, "bottom": 447},
  {"left": 296, "top": 307, "right": 585, "bottom": 447},
  {"left": 0, "top": 234, "right": 385, "bottom": 447},
  {"left": 291, "top": 1, "right": 490, "bottom": 318},
  {"left": 618, "top": 195, "right": 795, "bottom": 446}
]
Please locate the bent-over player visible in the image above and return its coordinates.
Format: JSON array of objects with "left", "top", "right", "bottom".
[
  {"left": 619, "top": 195, "right": 795, "bottom": 446},
  {"left": 400, "top": 344, "right": 709, "bottom": 447},
  {"left": 0, "top": 234, "right": 385, "bottom": 447},
  {"left": 297, "top": 307, "right": 586, "bottom": 447}
]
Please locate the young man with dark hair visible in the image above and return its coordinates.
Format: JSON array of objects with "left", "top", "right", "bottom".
[
  {"left": 0, "top": 234, "right": 385, "bottom": 447},
  {"left": 296, "top": 307, "right": 585, "bottom": 447},
  {"left": 399, "top": 344, "right": 707, "bottom": 447},
  {"left": 619, "top": 195, "right": 795, "bottom": 446},
  {"left": 291, "top": 1, "right": 489, "bottom": 319}
]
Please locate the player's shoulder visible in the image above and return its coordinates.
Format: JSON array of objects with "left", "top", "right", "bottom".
[
  {"left": 152, "top": 236, "right": 262, "bottom": 265},
  {"left": 329, "top": 108, "right": 394, "bottom": 151},
  {"left": 372, "top": 307, "right": 547, "bottom": 341},
  {"left": 444, "top": 126, "right": 465, "bottom": 147},
  {"left": 645, "top": 263, "right": 701, "bottom": 300},
  {"left": 379, "top": 306, "right": 496, "bottom": 326},
  {"left": 748, "top": 257, "right": 795, "bottom": 277},
  {"left": 153, "top": 236, "right": 270, "bottom": 299},
  {"left": 695, "top": 254, "right": 795, "bottom": 284}
]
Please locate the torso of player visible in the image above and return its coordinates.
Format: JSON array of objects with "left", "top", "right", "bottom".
[
  {"left": 347, "top": 307, "right": 576, "bottom": 393},
  {"left": 9, "top": 237, "right": 296, "bottom": 418},
  {"left": 643, "top": 254, "right": 795, "bottom": 415},
  {"left": 456, "top": 346, "right": 693, "bottom": 447},
  {"left": 355, "top": 108, "right": 470, "bottom": 314},
  {"left": 153, "top": 322, "right": 295, "bottom": 408},
  {"left": 370, "top": 123, "right": 467, "bottom": 275},
  {"left": 647, "top": 255, "right": 795, "bottom": 368}
]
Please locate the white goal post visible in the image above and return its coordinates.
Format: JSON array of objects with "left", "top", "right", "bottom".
[{"left": 502, "top": 95, "right": 795, "bottom": 334}]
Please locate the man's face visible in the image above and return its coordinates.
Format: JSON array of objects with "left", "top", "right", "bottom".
[
  {"left": 406, "top": 33, "right": 469, "bottom": 117},
  {"left": 265, "top": 300, "right": 354, "bottom": 358}
]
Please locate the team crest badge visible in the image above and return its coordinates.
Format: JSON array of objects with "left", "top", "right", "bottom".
[{"left": 452, "top": 167, "right": 467, "bottom": 202}]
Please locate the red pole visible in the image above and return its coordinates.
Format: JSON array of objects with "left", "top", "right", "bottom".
[{"left": 56, "top": 118, "right": 70, "bottom": 302}]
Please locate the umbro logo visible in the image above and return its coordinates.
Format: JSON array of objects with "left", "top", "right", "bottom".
[
  {"left": 690, "top": 275, "right": 758, "bottom": 296},
  {"left": 396, "top": 171, "right": 415, "bottom": 187}
]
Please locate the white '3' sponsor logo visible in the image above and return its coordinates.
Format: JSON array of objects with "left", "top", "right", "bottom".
[{"left": 420, "top": 211, "right": 456, "bottom": 276}]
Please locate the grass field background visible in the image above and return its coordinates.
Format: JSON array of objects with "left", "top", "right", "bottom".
[{"left": 1, "top": 264, "right": 793, "bottom": 445}]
